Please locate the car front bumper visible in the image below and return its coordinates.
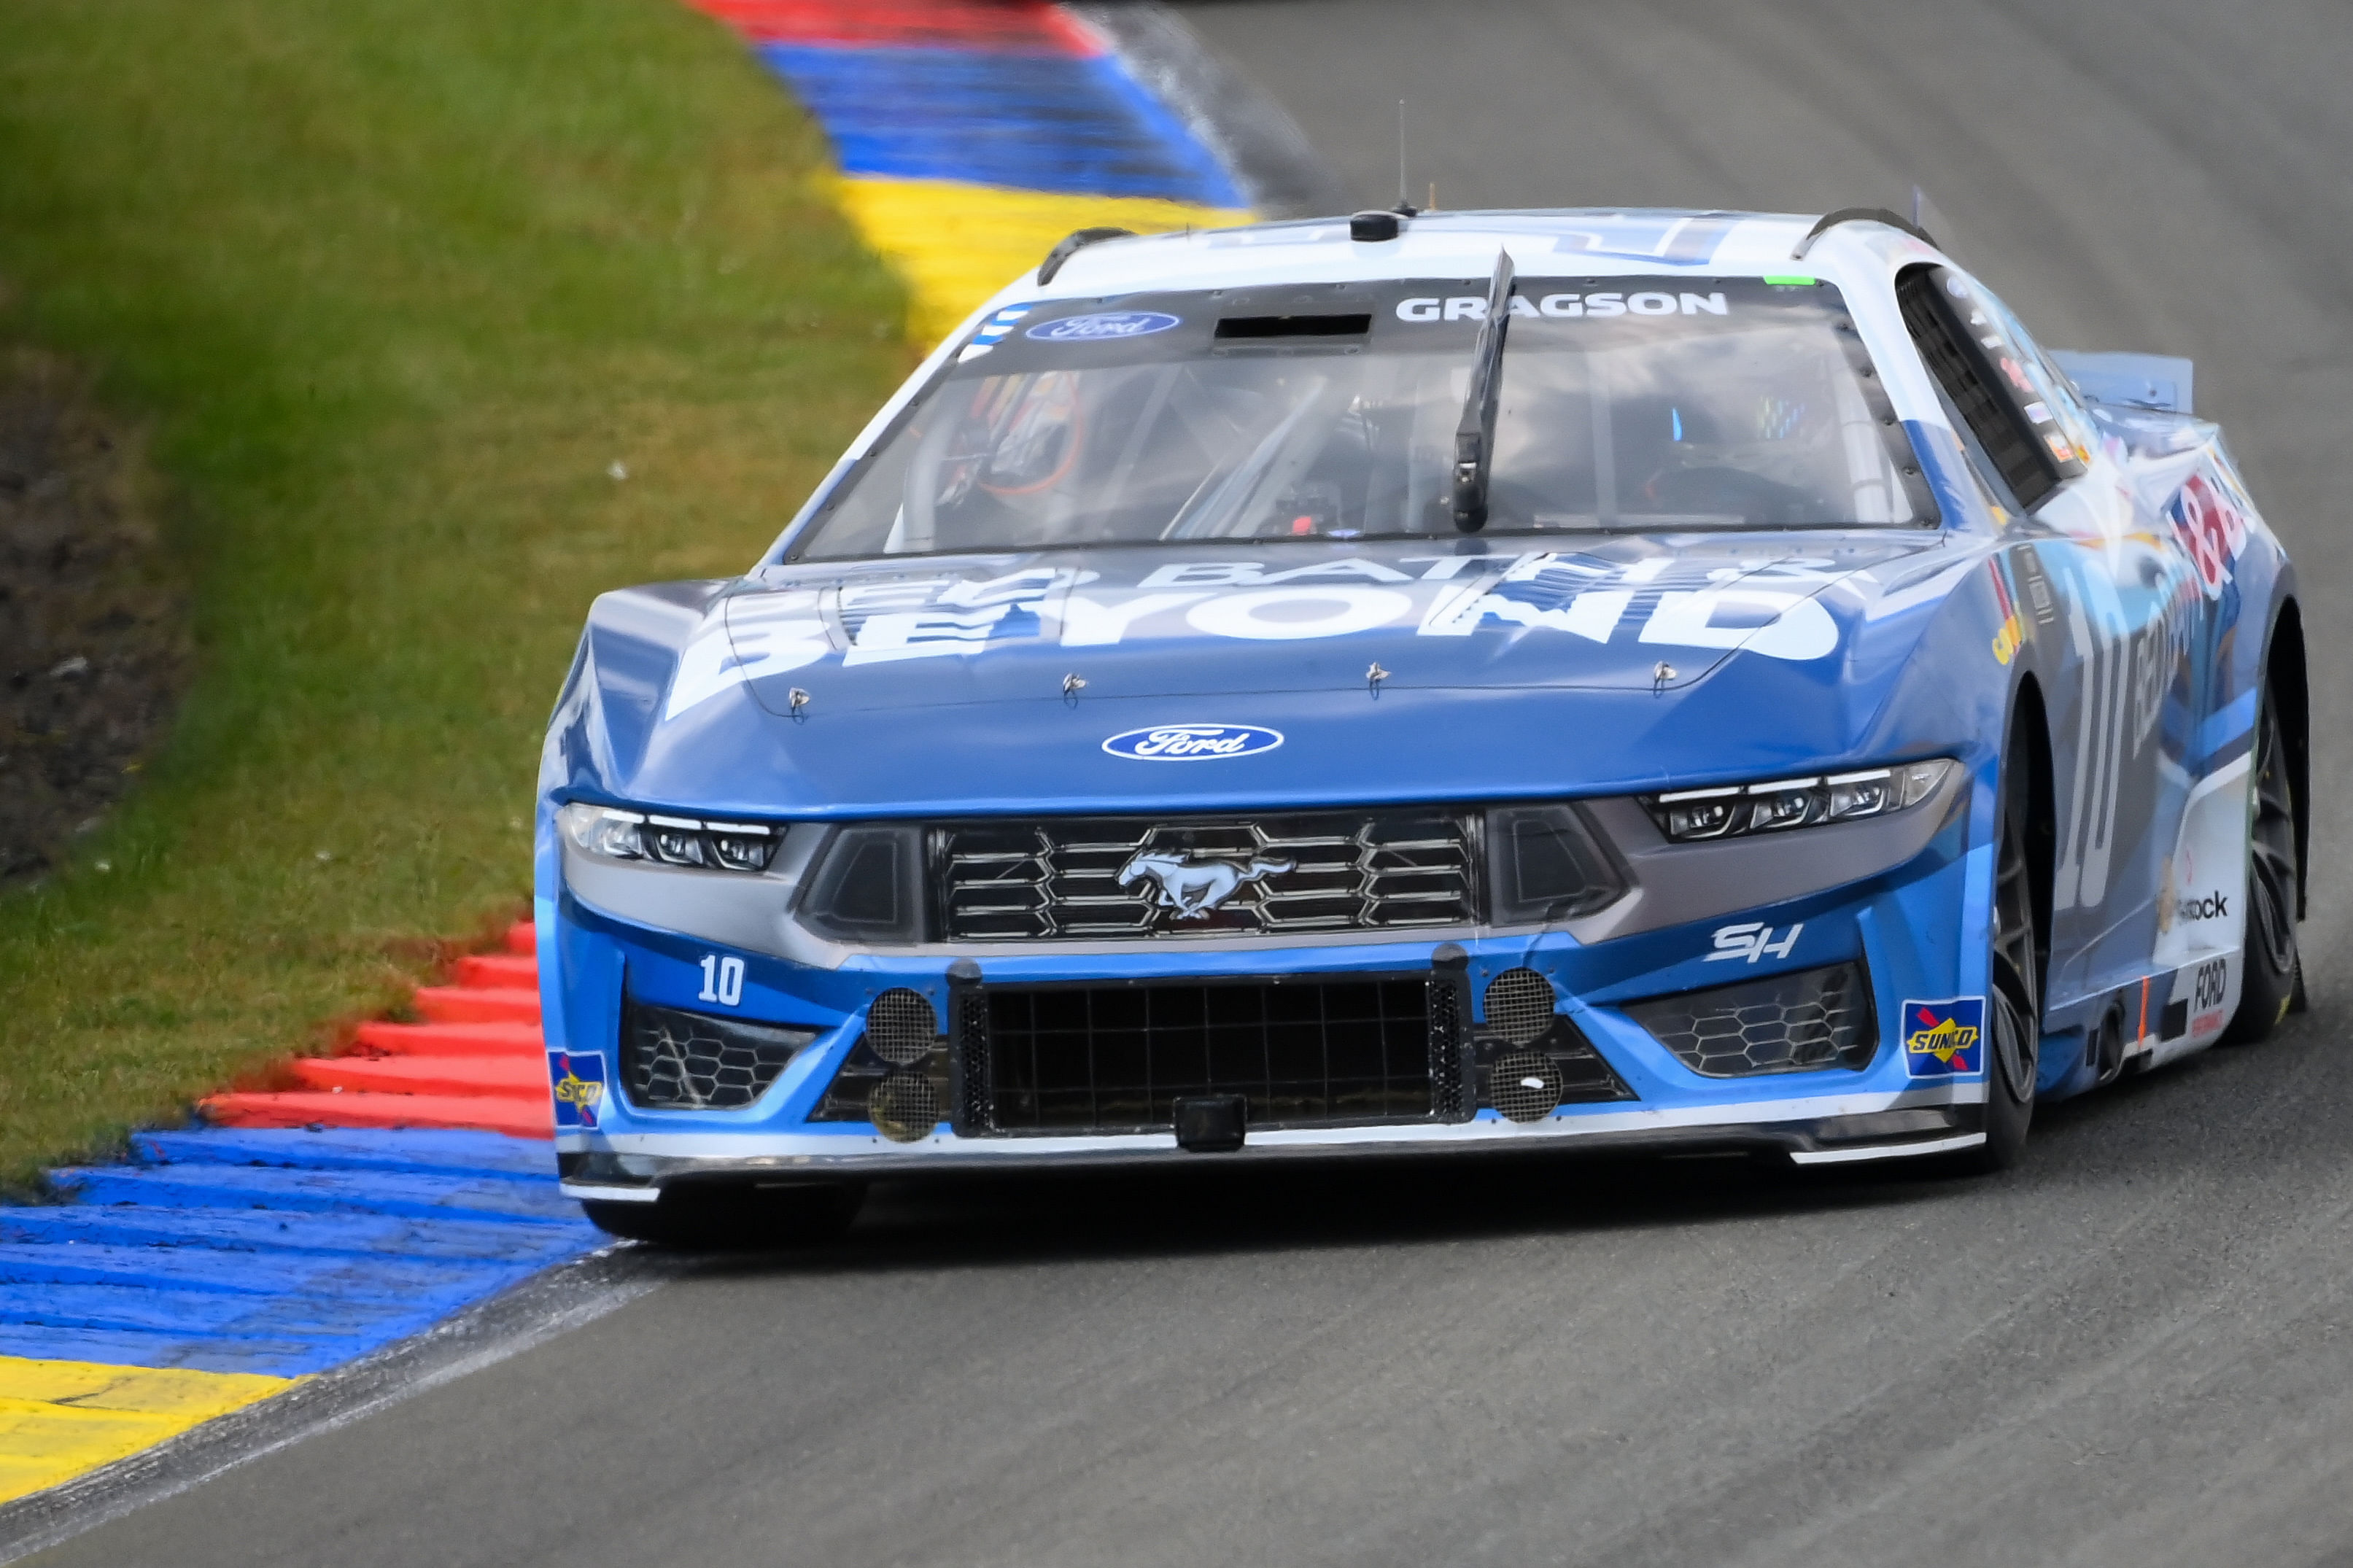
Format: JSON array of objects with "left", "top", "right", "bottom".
[
  {"left": 540, "top": 807, "right": 1993, "bottom": 1201},
  {"left": 554, "top": 1086, "right": 1989, "bottom": 1203}
]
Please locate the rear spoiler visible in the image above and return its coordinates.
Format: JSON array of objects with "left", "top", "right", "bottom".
[{"left": 2048, "top": 350, "right": 2195, "bottom": 416}]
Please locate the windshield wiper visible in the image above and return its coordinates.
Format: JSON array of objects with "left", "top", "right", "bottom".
[{"left": 1451, "top": 249, "right": 1515, "bottom": 532}]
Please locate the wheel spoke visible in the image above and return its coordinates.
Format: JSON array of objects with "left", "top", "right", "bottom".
[
  {"left": 1990, "top": 775, "right": 2039, "bottom": 1098},
  {"left": 2244, "top": 699, "right": 2300, "bottom": 974}
]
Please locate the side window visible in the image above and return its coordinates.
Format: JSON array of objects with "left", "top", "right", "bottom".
[
  {"left": 1976, "top": 287, "right": 2099, "bottom": 458},
  {"left": 1896, "top": 264, "right": 2086, "bottom": 510}
]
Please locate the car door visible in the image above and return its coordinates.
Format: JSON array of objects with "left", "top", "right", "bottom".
[{"left": 1893, "top": 260, "right": 2206, "bottom": 1028}]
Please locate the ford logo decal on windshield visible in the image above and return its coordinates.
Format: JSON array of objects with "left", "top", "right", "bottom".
[
  {"left": 1102, "top": 723, "right": 1284, "bottom": 761},
  {"left": 1027, "top": 311, "right": 1182, "bottom": 342}
]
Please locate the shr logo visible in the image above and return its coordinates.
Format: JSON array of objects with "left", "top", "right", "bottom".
[{"left": 1707, "top": 921, "right": 1802, "bottom": 963}]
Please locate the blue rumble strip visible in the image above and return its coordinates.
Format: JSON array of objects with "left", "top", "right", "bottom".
[{"left": 0, "top": 1128, "right": 598, "bottom": 1378}]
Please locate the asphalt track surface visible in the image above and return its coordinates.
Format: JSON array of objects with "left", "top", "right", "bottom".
[{"left": 35, "top": 4, "right": 2353, "bottom": 1564}]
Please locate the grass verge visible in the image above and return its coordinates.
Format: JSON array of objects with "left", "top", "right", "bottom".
[{"left": 0, "top": 0, "right": 907, "bottom": 1187}]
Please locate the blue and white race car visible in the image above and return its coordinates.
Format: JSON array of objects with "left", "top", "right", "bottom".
[{"left": 537, "top": 206, "right": 2304, "bottom": 1243}]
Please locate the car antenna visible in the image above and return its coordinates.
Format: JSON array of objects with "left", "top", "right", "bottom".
[
  {"left": 1352, "top": 102, "right": 1419, "bottom": 239},
  {"left": 1392, "top": 99, "right": 1419, "bottom": 216},
  {"left": 1912, "top": 184, "right": 1950, "bottom": 252},
  {"left": 1451, "top": 247, "right": 1515, "bottom": 532}
]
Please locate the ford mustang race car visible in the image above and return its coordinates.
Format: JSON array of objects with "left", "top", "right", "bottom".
[{"left": 537, "top": 205, "right": 2305, "bottom": 1243}]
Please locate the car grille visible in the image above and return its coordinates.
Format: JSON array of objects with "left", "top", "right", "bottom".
[
  {"left": 1473, "top": 967, "right": 1636, "bottom": 1117},
  {"left": 621, "top": 1000, "right": 819, "bottom": 1111},
  {"left": 1623, "top": 961, "right": 1877, "bottom": 1076},
  {"left": 965, "top": 975, "right": 1457, "bottom": 1133},
  {"left": 934, "top": 810, "right": 1476, "bottom": 942}
]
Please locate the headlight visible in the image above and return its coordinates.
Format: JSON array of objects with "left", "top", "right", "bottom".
[
  {"left": 557, "top": 802, "right": 781, "bottom": 872},
  {"left": 1640, "top": 759, "right": 1958, "bottom": 843}
]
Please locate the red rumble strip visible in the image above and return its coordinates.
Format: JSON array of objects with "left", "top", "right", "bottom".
[
  {"left": 203, "top": 923, "right": 554, "bottom": 1140},
  {"left": 683, "top": 0, "right": 1098, "bottom": 52}
]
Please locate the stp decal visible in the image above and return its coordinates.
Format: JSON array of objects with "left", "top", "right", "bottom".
[
  {"left": 1990, "top": 557, "right": 2023, "bottom": 666},
  {"left": 549, "top": 1049, "right": 608, "bottom": 1129},
  {"left": 1902, "top": 998, "right": 1985, "bottom": 1078}
]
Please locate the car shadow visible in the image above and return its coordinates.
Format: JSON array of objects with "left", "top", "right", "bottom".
[
  {"left": 672, "top": 1144, "right": 1961, "bottom": 1281},
  {"left": 661, "top": 1007, "right": 2344, "bottom": 1282}
]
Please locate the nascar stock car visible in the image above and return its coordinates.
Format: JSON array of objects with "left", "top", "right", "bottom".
[{"left": 537, "top": 203, "right": 2304, "bottom": 1243}]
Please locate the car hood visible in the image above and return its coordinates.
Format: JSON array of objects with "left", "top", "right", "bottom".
[
  {"left": 726, "top": 536, "right": 1930, "bottom": 699},
  {"left": 550, "top": 534, "right": 1980, "bottom": 816}
]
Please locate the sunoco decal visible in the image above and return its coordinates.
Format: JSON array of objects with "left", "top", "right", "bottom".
[
  {"left": 1027, "top": 311, "right": 1181, "bottom": 342},
  {"left": 1902, "top": 998, "right": 1985, "bottom": 1078},
  {"left": 1102, "top": 723, "right": 1284, "bottom": 761}
]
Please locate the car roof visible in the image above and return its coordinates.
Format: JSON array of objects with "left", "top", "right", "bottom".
[
  {"left": 1026, "top": 209, "right": 1917, "bottom": 301},
  {"left": 787, "top": 207, "right": 1963, "bottom": 548}
]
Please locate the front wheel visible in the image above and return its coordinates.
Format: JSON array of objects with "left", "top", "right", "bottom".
[
  {"left": 1944, "top": 736, "right": 2044, "bottom": 1174},
  {"left": 583, "top": 1181, "right": 866, "bottom": 1249},
  {"left": 2223, "top": 686, "right": 2302, "bottom": 1044}
]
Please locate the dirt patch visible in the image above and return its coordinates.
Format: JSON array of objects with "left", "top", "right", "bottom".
[{"left": 0, "top": 345, "right": 188, "bottom": 882}]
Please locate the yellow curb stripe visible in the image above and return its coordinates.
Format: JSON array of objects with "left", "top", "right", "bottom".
[
  {"left": 835, "top": 176, "right": 1251, "bottom": 346},
  {"left": 0, "top": 1356, "right": 298, "bottom": 1505}
]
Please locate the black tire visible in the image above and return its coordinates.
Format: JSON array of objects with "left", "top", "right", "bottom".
[
  {"left": 1942, "top": 734, "right": 2044, "bottom": 1175},
  {"left": 582, "top": 1181, "right": 865, "bottom": 1249},
  {"left": 2222, "top": 686, "right": 2301, "bottom": 1044}
]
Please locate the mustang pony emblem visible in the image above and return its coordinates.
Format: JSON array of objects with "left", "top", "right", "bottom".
[{"left": 1117, "top": 850, "right": 1295, "bottom": 919}]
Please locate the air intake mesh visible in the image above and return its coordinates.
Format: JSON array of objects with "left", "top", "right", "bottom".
[
  {"left": 1483, "top": 969, "right": 1559, "bottom": 1045},
  {"left": 868, "top": 1073, "right": 942, "bottom": 1142},
  {"left": 1468, "top": 974, "right": 1635, "bottom": 1116},
  {"left": 810, "top": 991, "right": 951, "bottom": 1133},
  {"left": 866, "top": 987, "right": 939, "bottom": 1065},
  {"left": 1625, "top": 961, "right": 1877, "bottom": 1076},
  {"left": 977, "top": 975, "right": 1441, "bottom": 1133},
  {"left": 1490, "top": 1052, "right": 1568, "bottom": 1122},
  {"left": 621, "top": 1001, "right": 817, "bottom": 1111}
]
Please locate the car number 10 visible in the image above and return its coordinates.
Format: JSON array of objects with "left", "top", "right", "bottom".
[{"left": 698, "top": 954, "right": 745, "bottom": 1007}]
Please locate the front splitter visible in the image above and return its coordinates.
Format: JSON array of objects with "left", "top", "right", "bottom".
[{"left": 559, "top": 1083, "right": 1986, "bottom": 1200}]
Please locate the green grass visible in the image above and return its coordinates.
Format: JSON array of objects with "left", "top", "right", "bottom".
[{"left": 0, "top": 0, "right": 907, "bottom": 1186}]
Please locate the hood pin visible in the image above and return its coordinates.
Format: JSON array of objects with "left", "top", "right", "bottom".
[
  {"left": 1061, "top": 672, "right": 1088, "bottom": 695},
  {"left": 1366, "top": 662, "right": 1390, "bottom": 690},
  {"left": 787, "top": 687, "right": 812, "bottom": 715},
  {"left": 1651, "top": 661, "right": 1676, "bottom": 693}
]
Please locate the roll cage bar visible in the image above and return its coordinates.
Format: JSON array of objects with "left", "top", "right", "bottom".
[{"left": 1791, "top": 206, "right": 1938, "bottom": 260}]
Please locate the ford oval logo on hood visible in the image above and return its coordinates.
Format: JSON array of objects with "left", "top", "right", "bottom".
[
  {"left": 1027, "top": 311, "right": 1182, "bottom": 342},
  {"left": 1103, "top": 723, "right": 1284, "bottom": 761}
]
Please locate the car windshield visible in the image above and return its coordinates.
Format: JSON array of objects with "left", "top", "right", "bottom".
[{"left": 788, "top": 276, "right": 1934, "bottom": 561}]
